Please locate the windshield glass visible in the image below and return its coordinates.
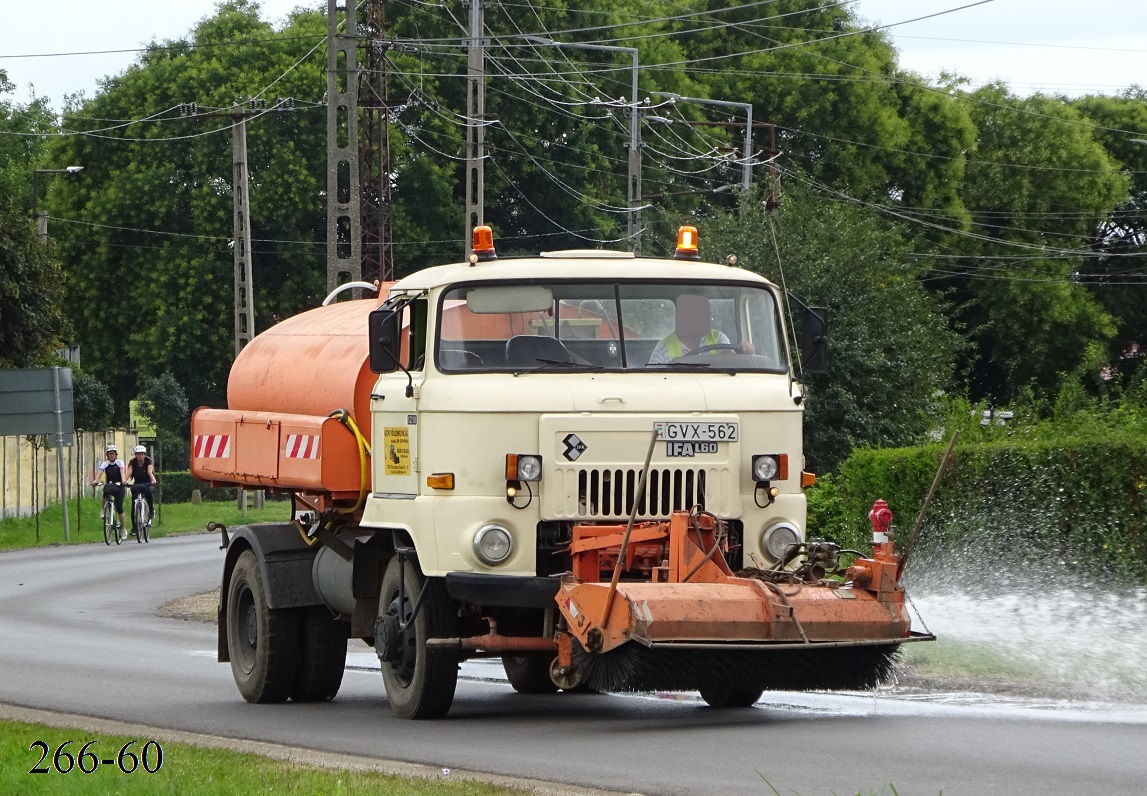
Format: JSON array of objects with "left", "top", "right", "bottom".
[{"left": 436, "top": 280, "right": 787, "bottom": 373}]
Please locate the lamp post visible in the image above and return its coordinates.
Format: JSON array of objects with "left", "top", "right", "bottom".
[{"left": 32, "top": 166, "right": 84, "bottom": 242}]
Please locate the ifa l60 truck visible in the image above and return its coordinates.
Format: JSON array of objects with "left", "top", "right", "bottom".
[{"left": 192, "top": 225, "right": 925, "bottom": 719}]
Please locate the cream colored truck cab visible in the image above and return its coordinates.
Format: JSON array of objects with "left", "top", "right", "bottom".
[{"left": 364, "top": 246, "right": 817, "bottom": 579}]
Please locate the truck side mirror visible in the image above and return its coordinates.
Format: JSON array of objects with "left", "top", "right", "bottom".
[
  {"left": 801, "top": 307, "right": 828, "bottom": 374},
  {"left": 369, "top": 307, "right": 401, "bottom": 374}
]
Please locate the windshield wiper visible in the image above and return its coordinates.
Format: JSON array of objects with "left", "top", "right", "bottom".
[{"left": 513, "top": 358, "right": 604, "bottom": 376}]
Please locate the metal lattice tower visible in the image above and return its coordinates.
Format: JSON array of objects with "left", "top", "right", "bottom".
[{"left": 360, "top": 0, "right": 395, "bottom": 284}]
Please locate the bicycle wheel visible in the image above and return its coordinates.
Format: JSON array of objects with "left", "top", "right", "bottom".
[
  {"left": 102, "top": 499, "right": 115, "bottom": 545},
  {"left": 133, "top": 497, "right": 147, "bottom": 543}
]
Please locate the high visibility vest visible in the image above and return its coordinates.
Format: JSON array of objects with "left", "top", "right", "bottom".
[{"left": 665, "top": 329, "right": 722, "bottom": 359}]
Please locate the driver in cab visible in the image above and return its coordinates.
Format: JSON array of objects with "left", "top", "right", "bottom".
[{"left": 647, "top": 294, "right": 745, "bottom": 365}]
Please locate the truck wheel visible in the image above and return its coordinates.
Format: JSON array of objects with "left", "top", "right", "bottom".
[
  {"left": 699, "top": 688, "right": 763, "bottom": 708},
  {"left": 226, "top": 550, "right": 300, "bottom": 703},
  {"left": 502, "top": 654, "right": 559, "bottom": 694},
  {"left": 378, "top": 557, "right": 459, "bottom": 719},
  {"left": 291, "top": 606, "right": 348, "bottom": 702}
]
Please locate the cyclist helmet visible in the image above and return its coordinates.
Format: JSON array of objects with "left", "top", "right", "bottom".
[
  {"left": 106, "top": 445, "right": 117, "bottom": 453},
  {"left": 133, "top": 445, "right": 147, "bottom": 454}
]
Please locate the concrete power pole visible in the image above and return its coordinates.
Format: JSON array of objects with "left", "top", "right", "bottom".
[
  {"left": 231, "top": 104, "right": 256, "bottom": 357},
  {"left": 327, "top": 0, "right": 362, "bottom": 293},
  {"left": 464, "top": 0, "right": 485, "bottom": 253}
]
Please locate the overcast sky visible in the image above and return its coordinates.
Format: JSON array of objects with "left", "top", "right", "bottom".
[{"left": 0, "top": 0, "right": 1144, "bottom": 109}]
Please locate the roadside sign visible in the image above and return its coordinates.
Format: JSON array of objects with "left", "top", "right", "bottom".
[{"left": 0, "top": 367, "right": 74, "bottom": 443}]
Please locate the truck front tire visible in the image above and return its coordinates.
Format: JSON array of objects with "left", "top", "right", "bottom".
[
  {"left": 226, "top": 550, "right": 300, "bottom": 703},
  {"left": 378, "top": 557, "right": 459, "bottom": 719}
]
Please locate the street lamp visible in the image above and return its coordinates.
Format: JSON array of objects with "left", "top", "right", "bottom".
[{"left": 32, "top": 166, "right": 84, "bottom": 242}]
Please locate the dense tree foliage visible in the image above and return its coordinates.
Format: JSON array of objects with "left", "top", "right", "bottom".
[
  {"left": 16, "top": 0, "right": 1145, "bottom": 469},
  {"left": 72, "top": 371, "right": 113, "bottom": 429},
  {"left": 706, "top": 182, "right": 962, "bottom": 471},
  {"left": 0, "top": 69, "right": 66, "bottom": 368},
  {"left": 0, "top": 201, "right": 69, "bottom": 367},
  {"left": 945, "top": 85, "right": 1128, "bottom": 401}
]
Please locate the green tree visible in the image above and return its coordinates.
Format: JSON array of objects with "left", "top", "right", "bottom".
[
  {"left": 1071, "top": 89, "right": 1147, "bottom": 383},
  {"left": 943, "top": 85, "right": 1128, "bottom": 403},
  {"left": 43, "top": 1, "right": 478, "bottom": 412},
  {"left": 0, "top": 68, "right": 55, "bottom": 210},
  {"left": 138, "top": 372, "right": 189, "bottom": 468},
  {"left": 0, "top": 201, "right": 69, "bottom": 367},
  {"left": 706, "top": 180, "right": 962, "bottom": 471},
  {"left": 72, "top": 371, "right": 114, "bottom": 429}
]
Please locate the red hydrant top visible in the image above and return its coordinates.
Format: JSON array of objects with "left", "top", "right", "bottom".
[{"left": 869, "top": 499, "right": 893, "bottom": 536}]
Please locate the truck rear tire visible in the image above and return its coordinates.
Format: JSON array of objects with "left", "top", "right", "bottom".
[
  {"left": 502, "top": 654, "right": 560, "bottom": 694},
  {"left": 291, "top": 606, "right": 348, "bottom": 702},
  {"left": 379, "top": 557, "right": 459, "bottom": 719},
  {"left": 227, "top": 550, "right": 300, "bottom": 703}
]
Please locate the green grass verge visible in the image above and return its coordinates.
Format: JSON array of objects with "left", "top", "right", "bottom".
[
  {"left": 0, "top": 498, "right": 290, "bottom": 551},
  {"left": 1, "top": 719, "right": 524, "bottom": 795}
]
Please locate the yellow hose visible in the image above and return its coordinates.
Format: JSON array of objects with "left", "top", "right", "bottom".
[{"left": 329, "top": 409, "right": 372, "bottom": 515}]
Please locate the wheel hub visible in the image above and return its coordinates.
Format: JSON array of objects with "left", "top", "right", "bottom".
[
  {"left": 244, "top": 605, "right": 258, "bottom": 648},
  {"left": 374, "top": 612, "right": 403, "bottom": 663}
]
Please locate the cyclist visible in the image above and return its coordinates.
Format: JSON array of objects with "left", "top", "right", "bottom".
[
  {"left": 127, "top": 445, "right": 157, "bottom": 532},
  {"left": 92, "top": 445, "right": 128, "bottom": 540}
]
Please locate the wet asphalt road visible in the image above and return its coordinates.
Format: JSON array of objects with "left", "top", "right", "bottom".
[{"left": 2, "top": 533, "right": 1145, "bottom": 795}]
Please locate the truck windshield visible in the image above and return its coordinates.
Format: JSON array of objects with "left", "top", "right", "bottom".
[{"left": 436, "top": 281, "right": 788, "bottom": 373}]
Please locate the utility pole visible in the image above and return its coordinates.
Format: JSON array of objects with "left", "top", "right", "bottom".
[
  {"left": 327, "top": 0, "right": 361, "bottom": 293},
  {"left": 524, "top": 37, "right": 641, "bottom": 253},
  {"left": 464, "top": 0, "right": 486, "bottom": 254},
  {"left": 31, "top": 166, "right": 84, "bottom": 242},
  {"left": 181, "top": 100, "right": 293, "bottom": 356},
  {"left": 231, "top": 104, "right": 256, "bottom": 356}
]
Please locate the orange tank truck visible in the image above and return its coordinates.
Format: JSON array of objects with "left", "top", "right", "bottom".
[{"left": 193, "top": 226, "right": 933, "bottom": 720}]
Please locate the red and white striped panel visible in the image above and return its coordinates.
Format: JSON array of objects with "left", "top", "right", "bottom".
[
  {"left": 284, "top": 434, "right": 321, "bottom": 460},
  {"left": 194, "top": 434, "right": 232, "bottom": 458}
]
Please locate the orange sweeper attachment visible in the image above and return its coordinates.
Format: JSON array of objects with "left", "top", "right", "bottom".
[{"left": 538, "top": 500, "right": 928, "bottom": 700}]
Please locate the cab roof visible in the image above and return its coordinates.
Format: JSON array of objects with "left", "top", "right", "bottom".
[{"left": 388, "top": 251, "right": 776, "bottom": 293}]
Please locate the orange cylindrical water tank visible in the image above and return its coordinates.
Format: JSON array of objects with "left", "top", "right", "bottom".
[{"left": 227, "top": 299, "right": 378, "bottom": 442}]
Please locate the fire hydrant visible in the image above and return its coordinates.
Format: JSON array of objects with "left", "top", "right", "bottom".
[{"left": 868, "top": 499, "right": 894, "bottom": 558}]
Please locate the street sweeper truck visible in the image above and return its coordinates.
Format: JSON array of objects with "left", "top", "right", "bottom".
[{"left": 192, "top": 225, "right": 931, "bottom": 719}]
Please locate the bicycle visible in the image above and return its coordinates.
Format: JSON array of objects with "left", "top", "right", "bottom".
[
  {"left": 97, "top": 485, "right": 121, "bottom": 546},
  {"left": 130, "top": 486, "right": 152, "bottom": 544}
]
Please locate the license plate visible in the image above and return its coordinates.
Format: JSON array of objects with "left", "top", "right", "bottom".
[{"left": 654, "top": 421, "right": 739, "bottom": 442}]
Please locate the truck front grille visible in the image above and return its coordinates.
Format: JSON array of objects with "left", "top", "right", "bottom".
[{"left": 575, "top": 467, "right": 707, "bottom": 518}]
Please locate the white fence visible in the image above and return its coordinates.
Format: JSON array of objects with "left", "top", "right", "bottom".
[{"left": 0, "top": 430, "right": 142, "bottom": 519}]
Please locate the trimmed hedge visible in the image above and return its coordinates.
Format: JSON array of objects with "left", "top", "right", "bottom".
[{"left": 808, "top": 436, "right": 1147, "bottom": 583}]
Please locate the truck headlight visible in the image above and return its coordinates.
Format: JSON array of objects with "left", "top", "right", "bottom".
[
  {"left": 474, "top": 524, "right": 513, "bottom": 565},
  {"left": 751, "top": 454, "right": 788, "bottom": 483},
  {"left": 761, "top": 521, "right": 800, "bottom": 562},
  {"left": 505, "top": 453, "right": 543, "bottom": 482}
]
